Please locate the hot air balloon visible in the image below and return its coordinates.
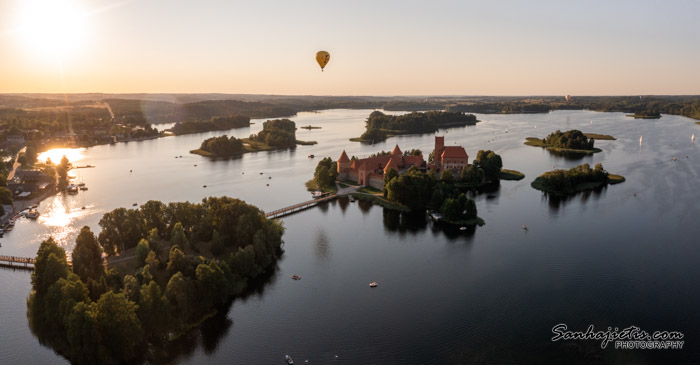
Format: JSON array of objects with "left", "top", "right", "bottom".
[
  {"left": 315, "top": 51, "right": 330, "bottom": 71},
  {"left": 565, "top": 95, "right": 571, "bottom": 102}
]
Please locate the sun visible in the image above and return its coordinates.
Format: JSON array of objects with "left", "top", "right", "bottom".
[{"left": 15, "top": 0, "right": 87, "bottom": 57}]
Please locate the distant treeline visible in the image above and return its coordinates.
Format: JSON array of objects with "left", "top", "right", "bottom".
[
  {"left": 358, "top": 111, "right": 477, "bottom": 142},
  {"left": 171, "top": 115, "right": 250, "bottom": 135}
]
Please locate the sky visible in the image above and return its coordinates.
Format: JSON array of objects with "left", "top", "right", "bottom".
[{"left": 1, "top": 0, "right": 699, "bottom": 95}]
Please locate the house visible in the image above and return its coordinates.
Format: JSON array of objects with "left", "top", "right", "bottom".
[
  {"left": 6, "top": 135, "right": 25, "bottom": 145},
  {"left": 432, "top": 136, "right": 469, "bottom": 172},
  {"left": 337, "top": 144, "right": 425, "bottom": 189}
]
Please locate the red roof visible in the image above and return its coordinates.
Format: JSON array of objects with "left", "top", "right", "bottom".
[
  {"left": 441, "top": 146, "right": 468, "bottom": 159},
  {"left": 384, "top": 157, "right": 399, "bottom": 173},
  {"left": 391, "top": 144, "right": 402, "bottom": 155},
  {"left": 338, "top": 150, "right": 350, "bottom": 163}
]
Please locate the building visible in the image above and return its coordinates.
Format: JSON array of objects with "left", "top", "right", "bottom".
[
  {"left": 6, "top": 135, "right": 25, "bottom": 146},
  {"left": 432, "top": 136, "right": 469, "bottom": 172},
  {"left": 337, "top": 144, "right": 425, "bottom": 189}
]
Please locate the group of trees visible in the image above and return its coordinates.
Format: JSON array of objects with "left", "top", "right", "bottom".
[
  {"left": 533, "top": 163, "right": 609, "bottom": 194},
  {"left": 28, "top": 197, "right": 284, "bottom": 364},
  {"left": 312, "top": 157, "right": 338, "bottom": 190},
  {"left": 171, "top": 115, "right": 250, "bottom": 135},
  {"left": 383, "top": 167, "right": 479, "bottom": 223},
  {"left": 198, "top": 135, "right": 244, "bottom": 157},
  {"left": 460, "top": 150, "right": 503, "bottom": 184},
  {"left": 98, "top": 197, "right": 277, "bottom": 256},
  {"left": 359, "top": 111, "right": 477, "bottom": 142},
  {"left": 543, "top": 130, "right": 595, "bottom": 150},
  {"left": 249, "top": 119, "right": 297, "bottom": 148}
]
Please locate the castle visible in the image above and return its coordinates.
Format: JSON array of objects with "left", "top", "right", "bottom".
[{"left": 337, "top": 136, "right": 469, "bottom": 189}]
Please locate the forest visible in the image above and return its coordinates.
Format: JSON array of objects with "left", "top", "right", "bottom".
[
  {"left": 27, "top": 197, "right": 284, "bottom": 364},
  {"left": 171, "top": 115, "right": 250, "bottom": 135},
  {"left": 357, "top": 111, "right": 478, "bottom": 142}
]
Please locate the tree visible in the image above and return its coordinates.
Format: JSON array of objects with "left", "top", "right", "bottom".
[
  {"left": 0, "top": 187, "right": 12, "bottom": 205},
  {"left": 171, "top": 222, "right": 189, "bottom": 250},
  {"left": 167, "top": 245, "right": 189, "bottom": 276},
  {"left": 440, "top": 169, "right": 454, "bottom": 183},
  {"left": 315, "top": 165, "right": 333, "bottom": 189},
  {"left": 94, "top": 291, "right": 143, "bottom": 362},
  {"left": 135, "top": 239, "right": 150, "bottom": 268},
  {"left": 383, "top": 168, "right": 398, "bottom": 187},
  {"left": 138, "top": 281, "right": 171, "bottom": 337},
  {"left": 71, "top": 226, "right": 104, "bottom": 282},
  {"left": 66, "top": 301, "right": 100, "bottom": 365},
  {"left": 32, "top": 238, "right": 70, "bottom": 296}
]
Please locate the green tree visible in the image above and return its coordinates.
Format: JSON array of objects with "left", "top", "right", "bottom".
[
  {"left": 71, "top": 226, "right": 104, "bottom": 282},
  {"left": 145, "top": 250, "right": 160, "bottom": 269},
  {"left": 135, "top": 239, "right": 150, "bottom": 268},
  {"left": 0, "top": 187, "right": 13, "bottom": 205},
  {"left": 138, "top": 281, "right": 171, "bottom": 337},
  {"left": 171, "top": 222, "right": 189, "bottom": 250},
  {"left": 440, "top": 169, "right": 454, "bottom": 183},
  {"left": 167, "top": 245, "right": 189, "bottom": 276},
  {"left": 94, "top": 291, "right": 143, "bottom": 363}
]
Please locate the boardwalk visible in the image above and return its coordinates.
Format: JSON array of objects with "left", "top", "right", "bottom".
[
  {"left": 0, "top": 255, "right": 36, "bottom": 270},
  {"left": 265, "top": 194, "right": 337, "bottom": 219}
]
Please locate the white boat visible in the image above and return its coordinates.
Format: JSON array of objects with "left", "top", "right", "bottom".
[
  {"left": 459, "top": 227, "right": 467, "bottom": 231},
  {"left": 26, "top": 209, "right": 39, "bottom": 219},
  {"left": 639, "top": 136, "right": 643, "bottom": 144},
  {"left": 693, "top": 134, "right": 695, "bottom": 142},
  {"left": 66, "top": 184, "right": 79, "bottom": 193},
  {"left": 369, "top": 282, "right": 378, "bottom": 288},
  {"left": 285, "top": 355, "right": 294, "bottom": 364},
  {"left": 311, "top": 191, "right": 329, "bottom": 199}
]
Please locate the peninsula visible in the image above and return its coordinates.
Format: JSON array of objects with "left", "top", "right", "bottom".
[
  {"left": 626, "top": 110, "right": 662, "bottom": 119},
  {"left": 531, "top": 163, "right": 625, "bottom": 195}
]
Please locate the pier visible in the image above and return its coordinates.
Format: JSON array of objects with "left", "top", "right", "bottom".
[
  {"left": 0, "top": 255, "right": 36, "bottom": 270},
  {"left": 265, "top": 194, "right": 337, "bottom": 219}
]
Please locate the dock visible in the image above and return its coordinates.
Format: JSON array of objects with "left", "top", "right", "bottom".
[
  {"left": 265, "top": 194, "right": 337, "bottom": 219},
  {"left": 0, "top": 255, "right": 36, "bottom": 270}
]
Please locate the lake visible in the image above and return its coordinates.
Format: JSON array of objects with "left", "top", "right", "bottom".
[{"left": 1, "top": 109, "right": 699, "bottom": 364}]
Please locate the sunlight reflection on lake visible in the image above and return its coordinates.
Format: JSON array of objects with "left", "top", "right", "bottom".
[
  {"left": 36, "top": 194, "right": 89, "bottom": 247},
  {"left": 37, "top": 147, "right": 85, "bottom": 165}
]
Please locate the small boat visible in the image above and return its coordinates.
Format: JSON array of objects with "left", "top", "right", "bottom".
[
  {"left": 203, "top": 185, "right": 207, "bottom": 188},
  {"left": 505, "top": 128, "right": 508, "bottom": 133},
  {"left": 268, "top": 176, "right": 272, "bottom": 179},
  {"left": 259, "top": 172, "right": 263, "bottom": 175},
  {"left": 639, "top": 136, "right": 643, "bottom": 144},
  {"left": 80, "top": 187, "right": 88, "bottom": 191},
  {"left": 26, "top": 209, "right": 40, "bottom": 219},
  {"left": 292, "top": 275, "right": 301, "bottom": 280},
  {"left": 82, "top": 206, "right": 86, "bottom": 209},
  {"left": 194, "top": 164, "right": 197, "bottom": 167},
  {"left": 522, "top": 225, "right": 528, "bottom": 230},
  {"left": 78, "top": 182, "right": 86, "bottom": 187},
  {"left": 66, "top": 185, "right": 79, "bottom": 193},
  {"left": 285, "top": 355, "right": 294, "bottom": 364},
  {"left": 673, "top": 157, "right": 677, "bottom": 161},
  {"left": 459, "top": 227, "right": 467, "bottom": 231},
  {"left": 308, "top": 154, "right": 315, "bottom": 159},
  {"left": 693, "top": 134, "right": 695, "bottom": 142},
  {"left": 266, "top": 184, "right": 269, "bottom": 186},
  {"left": 132, "top": 203, "right": 138, "bottom": 206},
  {"left": 369, "top": 282, "right": 378, "bottom": 288},
  {"left": 311, "top": 191, "right": 329, "bottom": 199}
]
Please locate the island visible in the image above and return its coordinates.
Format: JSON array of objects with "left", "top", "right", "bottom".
[
  {"left": 306, "top": 137, "right": 525, "bottom": 226},
  {"left": 351, "top": 111, "right": 478, "bottom": 143},
  {"left": 26, "top": 197, "right": 284, "bottom": 365},
  {"left": 525, "top": 129, "right": 603, "bottom": 154},
  {"left": 190, "top": 119, "right": 316, "bottom": 157},
  {"left": 531, "top": 163, "right": 625, "bottom": 195},
  {"left": 626, "top": 110, "right": 661, "bottom": 119}
]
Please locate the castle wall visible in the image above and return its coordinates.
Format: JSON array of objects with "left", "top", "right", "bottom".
[{"left": 368, "top": 175, "right": 384, "bottom": 190}]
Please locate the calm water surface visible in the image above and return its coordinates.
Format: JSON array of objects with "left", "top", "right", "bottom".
[{"left": 1, "top": 109, "right": 699, "bottom": 364}]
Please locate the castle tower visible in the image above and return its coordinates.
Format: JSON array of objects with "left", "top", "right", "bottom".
[
  {"left": 434, "top": 136, "right": 445, "bottom": 168},
  {"left": 391, "top": 144, "right": 402, "bottom": 155},
  {"left": 337, "top": 150, "right": 351, "bottom": 174}
]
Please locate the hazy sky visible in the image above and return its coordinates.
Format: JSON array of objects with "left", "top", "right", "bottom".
[{"left": 1, "top": 0, "right": 699, "bottom": 95}]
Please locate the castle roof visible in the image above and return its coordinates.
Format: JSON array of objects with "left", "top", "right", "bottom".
[
  {"left": 338, "top": 150, "right": 350, "bottom": 163},
  {"left": 441, "top": 146, "right": 468, "bottom": 159},
  {"left": 392, "top": 144, "right": 402, "bottom": 155},
  {"left": 384, "top": 157, "right": 399, "bottom": 174}
]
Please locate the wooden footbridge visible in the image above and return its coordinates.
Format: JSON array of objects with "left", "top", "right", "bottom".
[
  {"left": 264, "top": 194, "right": 337, "bottom": 219},
  {"left": 0, "top": 255, "right": 36, "bottom": 270}
]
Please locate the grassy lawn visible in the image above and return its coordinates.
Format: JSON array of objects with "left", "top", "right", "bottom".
[
  {"left": 357, "top": 186, "right": 382, "bottom": 194},
  {"left": 305, "top": 179, "right": 338, "bottom": 193},
  {"left": 500, "top": 169, "right": 525, "bottom": 181},
  {"left": 350, "top": 192, "right": 410, "bottom": 212}
]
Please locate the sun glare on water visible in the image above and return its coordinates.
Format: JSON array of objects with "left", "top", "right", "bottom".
[
  {"left": 15, "top": 0, "right": 88, "bottom": 57},
  {"left": 37, "top": 147, "right": 86, "bottom": 165}
]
